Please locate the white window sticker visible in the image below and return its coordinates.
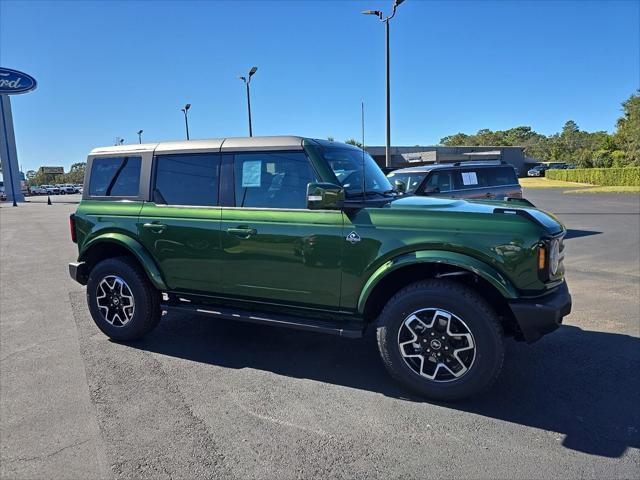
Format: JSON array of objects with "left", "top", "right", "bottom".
[
  {"left": 461, "top": 171, "right": 478, "bottom": 186},
  {"left": 242, "top": 160, "right": 262, "bottom": 187}
]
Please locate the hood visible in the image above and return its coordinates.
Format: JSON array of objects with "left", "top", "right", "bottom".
[{"left": 387, "top": 195, "right": 564, "bottom": 235}]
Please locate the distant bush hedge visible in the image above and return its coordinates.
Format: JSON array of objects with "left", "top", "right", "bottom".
[{"left": 546, "top": 167, "right": 640, "bottom": 186}]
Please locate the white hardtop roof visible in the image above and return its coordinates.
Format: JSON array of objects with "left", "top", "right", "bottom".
[{"left": 89, "top": 136, "right": 305, "bottom": 156}]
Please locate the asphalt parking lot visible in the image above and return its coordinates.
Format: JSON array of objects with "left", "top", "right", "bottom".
[{"left": 1, "top": 190, "right": 639, "bottom": 479}]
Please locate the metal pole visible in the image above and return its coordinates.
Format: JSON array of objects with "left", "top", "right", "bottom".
[
  {"left": 363, "top": 2, "right": 403, "bottom": 168},
  {"left": 138, "top": 132, "right": 142, "bottom": 144},
  {"left": 184, "top": 111, "right": 190, "bottom": 140},
  {"left": 362, "top": 100, "right": 365, "bottom": 150},
  {"left": 0, "top": 96, "right": 18, "bottom": 206},
  {"left": 385, "top": 19, "right": 391, "bottom": 168},
  {"left": 246, "top": 82, "right": 253, "bottom": 137},
  {"left": 361, "top": 100, "right": 366, "bottom": 195}
]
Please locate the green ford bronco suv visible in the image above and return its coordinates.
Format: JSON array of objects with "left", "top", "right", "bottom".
[{"left": 69, "top": 136, "right": 571, "bottom": 401}]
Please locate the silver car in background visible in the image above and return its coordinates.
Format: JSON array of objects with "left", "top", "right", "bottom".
[{"left": 388, "top": 161, "right": 523, "bottom": 199}]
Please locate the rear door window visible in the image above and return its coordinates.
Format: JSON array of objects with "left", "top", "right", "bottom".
[
  {"left": 89, "top": 156, "right": 141, "bottom": 197},
  {"left": 153, "top": 153, "right": 220, "bottom": 206},
  {"left": 454, "top": 169, "right": 488, "bottom": 190},
  {"left": 485, "top": 166, "right": 518, "bottom": 186},
  {"left": 454, "top": 166, "right": 518, "bottom": 189}
]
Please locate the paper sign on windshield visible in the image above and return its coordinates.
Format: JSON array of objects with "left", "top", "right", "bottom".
[
  {"left": 461, "top": 172, "right": 478, "bottom": 186},
  {"left": 242, "top": 161, "right": 261, "bottom": 187}
]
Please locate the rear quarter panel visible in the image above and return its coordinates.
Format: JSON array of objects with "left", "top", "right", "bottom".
[{"left": 74, "top": 200, "right": 145, "bottom": 255}]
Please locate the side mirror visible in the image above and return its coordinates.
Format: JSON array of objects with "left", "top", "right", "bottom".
[
  {"left": 424, "top": 186, "right": 440, "bottom": 195},
  {"left": 393, "top": 179, "right": 407, "bottom": 194},
  {"left": 307, "top": 182, "right": 344, "bottom": 210}
]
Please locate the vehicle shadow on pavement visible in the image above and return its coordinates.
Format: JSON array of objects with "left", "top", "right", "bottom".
[{"left": 128, "top": 312, "right": 640, "bottom": 458}]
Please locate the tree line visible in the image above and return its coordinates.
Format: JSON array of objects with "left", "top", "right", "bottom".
[
  {"left": 439, "top": 92, "right": 639, "bottom": 168},
  {"left": 26, "top": 162, "right": 86, "bottom": 186},
  {"left": 25, "top": 91, "right": 638, "bottom": 183}
]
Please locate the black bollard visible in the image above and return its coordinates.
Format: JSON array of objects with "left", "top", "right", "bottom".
[{"left": 47, "top": 195, "right": 52, "bottom": 205}]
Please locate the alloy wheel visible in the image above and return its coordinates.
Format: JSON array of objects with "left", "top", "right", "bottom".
[
  {"left": 95, "top": 275, "right": 135, "bottom": 327},
  {"left": 397, "top": 308, "right": 476, "bottom": 382}
]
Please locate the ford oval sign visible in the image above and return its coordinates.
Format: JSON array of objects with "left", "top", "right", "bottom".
[{"left": 0, "top": 67, "right": 37, "bottom": 95}]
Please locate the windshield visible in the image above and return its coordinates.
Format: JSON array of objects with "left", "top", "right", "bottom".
[
  {"left": 317, "top": 147, "right": 392, "bottom": 196},
  {"left": 386, "top": 171, "right": 427, "bottom": 193}
]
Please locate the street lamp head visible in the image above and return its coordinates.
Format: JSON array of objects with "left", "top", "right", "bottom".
[
  {"left": 239, "top": 76, "right": 246, "bottom": 82},
  {"left": 362, "top": 9, "right": 382, "bottom": 16},
  {"left": 184, "top": 103, "right": 191, "bottom": 111},
  {"left": 249, "top": 66, "right": 258, "bottom": 76},
  {"left": 394, "top": 0, "right": 405, "bottom": 7},
  {"left": 137, "top": 130, "right": 143, "bottom": 135}
]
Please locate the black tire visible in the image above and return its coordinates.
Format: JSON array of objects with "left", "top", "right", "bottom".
[
  {"left": 86, "top": 256, "right": 161, "bottom": 341},
  {"left": 376, "top": 279, "right": 504, "bottom": 402}
]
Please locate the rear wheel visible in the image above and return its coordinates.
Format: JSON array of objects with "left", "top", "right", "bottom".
[
  {"left": 86, "top": 257, "right": 161, "bottom": 341},
  {"left": 376, "top": 279, "right": 504, "bottom": 401}
]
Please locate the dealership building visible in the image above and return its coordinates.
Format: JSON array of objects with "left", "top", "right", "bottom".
[{"left": 365, "top": 145, "right": 538, "bottom": 176}]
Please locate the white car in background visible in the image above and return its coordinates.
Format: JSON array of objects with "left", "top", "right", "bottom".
[
  {"left": 29, "top": 185, "right": 47, "bottom": 194},
  {"left": 59, "top": 184, "right": 77, "bottom": 194},
  {"left": 42, "top": 185, "right": 60, "bottom": 195}
]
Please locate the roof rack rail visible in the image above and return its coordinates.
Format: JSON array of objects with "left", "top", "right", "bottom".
[{"left": 451, "top": 160, "right": 509, "bottom": 167}]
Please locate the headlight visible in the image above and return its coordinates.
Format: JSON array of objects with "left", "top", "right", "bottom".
[
  {"left": 538, "top": 236, "right": 564, "bottom": 280},
  {"left": 549, "top": 238, "right": 560, "bottom": 275}
]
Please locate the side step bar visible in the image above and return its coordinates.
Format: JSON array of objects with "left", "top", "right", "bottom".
[{"left": 161, "top": 302, "right": 363, "bottom": 339}]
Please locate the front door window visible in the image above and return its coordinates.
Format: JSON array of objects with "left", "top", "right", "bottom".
[
  {"left": 425, "top": 171, "right": 455, "bottom": 193},
  {"left": 233, "top": 152, "right": 317, "bottom": 209}
]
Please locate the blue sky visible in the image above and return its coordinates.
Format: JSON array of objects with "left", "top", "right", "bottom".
[{"left": 1, "top": 0, "right": 638, "bottom": 171}]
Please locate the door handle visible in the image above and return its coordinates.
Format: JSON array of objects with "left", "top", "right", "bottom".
[
  {"left": 142, "top": 222, "right": 166, "bottom": 233},
  {"left": 227, "top": 226, "right": 257, "bottom": 238}
]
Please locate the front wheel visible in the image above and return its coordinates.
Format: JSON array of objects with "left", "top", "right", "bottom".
[
  {"left": 86, "top": 257, "right": 161, "bottom": 341},
  {"left": 376, "top": 280, "right": 504, "bottom": 402}
]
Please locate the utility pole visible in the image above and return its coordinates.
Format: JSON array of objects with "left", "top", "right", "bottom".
[
  {"left": 239, "top": 67, "right": 258, "bottom": 137},
  {"left": 362, "top": 0, "right": 405, "bottom": 168},
  {"left": 181, "top": 104, "right": 191, "bottom": 140}
]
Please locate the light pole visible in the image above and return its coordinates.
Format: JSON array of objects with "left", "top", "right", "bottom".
[
  {"left": 362, "top": 0, "right": 405, "bottom": 168},
  {"left": 239, "top": 66, "right": 258, "bottom": 137},
  {"left": 181, "top": 103, "right": 191, "bottom": 140},
  {"left": 137, "top": 130, "right": 143, "bottom": 144}
]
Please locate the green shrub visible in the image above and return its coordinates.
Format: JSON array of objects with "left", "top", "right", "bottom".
[{"left": 546, "top": 167, "right": 640, "bottom": 186}]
